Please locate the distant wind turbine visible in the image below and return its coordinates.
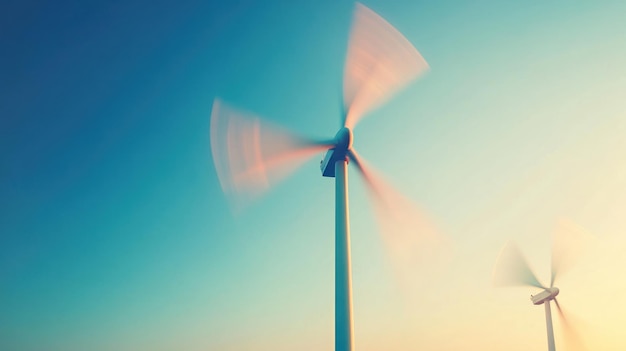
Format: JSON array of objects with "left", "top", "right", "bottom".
[
  {"left": 210, "top": 3, "right": 444, "bottom": 351},
  {"left": 493, "top": 220, "right": 592, "bottom": 351}
]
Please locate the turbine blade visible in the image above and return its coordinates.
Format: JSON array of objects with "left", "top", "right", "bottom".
[
  {"left": 493, "top": 241, "right": 545, "bottom": 289},
  {"left": 210, "top": 98, "right": 333, "bottom": 211},
  {"left": 554, "top": 298, "right": 587, "bottom": 351},
  {"left": 551, "top": 219, "right": 595, "bottom": 287},
  {"left": 343, "top": 2, "right": 429, "bottom": 129},
  {"left": 348, "top": 150, "right": 450, "bottom": 274}
]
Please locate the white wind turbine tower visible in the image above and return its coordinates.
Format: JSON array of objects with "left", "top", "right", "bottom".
[
  {"left": 493, "top": 220, "right": 591, "bottom": 351},
  {"left": 210, "top": 3, "right": 444, "bottom": 351}
]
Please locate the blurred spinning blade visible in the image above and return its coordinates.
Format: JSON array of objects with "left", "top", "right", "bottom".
[
  {"left": 493, "top": 241, "right": 545, "bottom": 289},
  {"left": 551, "top": 218, "right": 595, "bottom": 287},
  {"left": 554, "top": 298, "right": 587, "bottom": 351},
  {"left": 210, "top": 98, "right": 333, "bottom": 210},
  {"left": 348, "top": 150, "right": 449, "bottom": 275},
  {"left": 343, "top": 2, "right": 429, "bottom": 129}
]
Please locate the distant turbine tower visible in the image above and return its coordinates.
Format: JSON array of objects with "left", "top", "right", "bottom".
[
  {"left": 211, "top": 3, "right": 443, "bottom": 350},
  {"left": 493, "top": 220, "right": 591, "bottom": 351}
]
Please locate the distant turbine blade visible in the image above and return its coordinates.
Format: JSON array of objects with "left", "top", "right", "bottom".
[
  {"left": 554, "top": 298, "right": 587, "bottom": 351},
  {"left": 551, "top": 219, "right": 595, "bottom": 287},
  {"left": 210, "top": 98, "right": 333, "bottom": 210},
  {"left": 348, "top": 150, "right": 449, "bottom": 271},
  {"left": 493, "top": 241, "right": 545, "bottom": 289},
  {"left": 343, "top": 2, "right": 429, "bottom": 129}
]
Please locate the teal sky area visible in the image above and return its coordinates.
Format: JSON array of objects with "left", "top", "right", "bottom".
[{"left": 2, "top": 0, "right": 626, "bottom": 350}]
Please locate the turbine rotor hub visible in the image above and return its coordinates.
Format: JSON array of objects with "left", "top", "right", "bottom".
[
  {"left": 320, "top": 127, "right": 353, "bottom": 178},
  {"left": 334, "top": 127, "right": 353, "bottom": 153}
]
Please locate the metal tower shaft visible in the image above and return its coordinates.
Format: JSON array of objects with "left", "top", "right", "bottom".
[{"left": 335, "top": 159, "right": 354, "bottom": 351}]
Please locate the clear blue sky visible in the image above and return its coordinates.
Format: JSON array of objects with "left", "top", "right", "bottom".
[{"left": 2, "top": 0, "right": 626, "bottom": 350}]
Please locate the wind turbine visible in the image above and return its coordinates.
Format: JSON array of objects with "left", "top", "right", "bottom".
[
  {"left": 493, "top": 220, "right": 591, "bottom": 351},
  {"left": 210, "top": 3, "right": 440, "bottom": 351}
]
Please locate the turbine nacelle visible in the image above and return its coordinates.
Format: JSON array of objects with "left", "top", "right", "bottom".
[
  {"left": 531, "top": 287, "right": 560, "bottom": 305},
  {"left": 320, "top": 127, "right": 353, "bottom": 178}
]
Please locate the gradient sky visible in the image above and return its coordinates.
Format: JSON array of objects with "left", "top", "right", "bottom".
[{"left": 2, "top": 0, "right": 626, "bottom": 350}]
